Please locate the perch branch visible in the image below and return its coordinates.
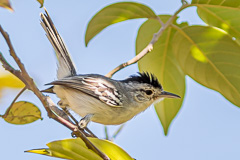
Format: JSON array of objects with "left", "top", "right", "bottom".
[
  {"left": 0, "top": 25, "right": 109, "bottom": 160},
  {"left": 47, "top": 98, "right": 109, "bottom": 160},
  {"left": 0, "top": 25, "right": 78, "bottom": 131}
]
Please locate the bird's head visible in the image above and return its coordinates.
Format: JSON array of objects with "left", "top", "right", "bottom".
[{"left": 122, "top": 72, "right": 180, "bottom": 104}]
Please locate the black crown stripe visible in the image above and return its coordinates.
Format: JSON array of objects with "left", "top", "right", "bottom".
[{"left": 122, "top": 72, "right": 162, "bottom": 89}]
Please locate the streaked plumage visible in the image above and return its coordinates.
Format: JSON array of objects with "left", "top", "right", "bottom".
[{"left": 40, "top": 9, "right": 180, "bottom": 127}]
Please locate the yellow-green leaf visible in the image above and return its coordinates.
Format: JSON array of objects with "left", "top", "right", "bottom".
[
  {"left": 173, "top": 25, "right": 240, "bottom": 107},
  {"left": 192, "top": 0, "right": 240, "bottom": 40},
  {"left": 26, "top": 148, "right": 51, "bottom": 156},
  {"left": 136, "top": 15, "right": 186, "bottom": 135},
  {"left": 37, "top": 0, "right": 44, "bottom": 8},
  {"left": 0, "top": 72, "right": 25, "bottom": 89},
  {"left": 26, "top": 138, "right": 134, "bottom": 160},
  {"left": 89, "top": 138, "right": 133, "bottom": 160},
  {"left": 0, "top": 0, "right": 12, "bottom": 11},
  {"left": 85, "top": 2, "right": 157, "bottom": 46},
  {"left": 3, "top": 101, "right": 42, "bottom": 124}
]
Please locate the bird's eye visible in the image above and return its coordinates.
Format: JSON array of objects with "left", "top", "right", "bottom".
[{"left": 145, "top": 90, "right": 153, "bottom": 95}]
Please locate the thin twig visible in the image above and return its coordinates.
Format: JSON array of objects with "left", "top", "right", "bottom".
[
  {"left": 3, "top": 86, "right": 27, "bottom": 117},
  {"left": 105, "top": 3, "right": 190, "bottom": 78},
  {"left": 156, "top": 16, "right": 164, "bottom": 26},
  {"left": 111, "top": 124, "right": 125, "bottom": 141},
  {"left": 0, "top": 26, "right": 28, "bottom": 78},
  {"left": 63, "top": 107, "right": 97, "bottom": 138},
  {"left": 46, "top": 97, "right": 77, "bottom": 129},
  {"left": 0, "top": 25, "right": 109, "bottom": 160},
  {"left": 0, "top": 52, "right": 26, "bottom": 83},
  {"left": 104, "top": 126, "right": 109, "bottom": 140},
  {"left": 85, "top": 127, "right": 98, "bottom": 138}
]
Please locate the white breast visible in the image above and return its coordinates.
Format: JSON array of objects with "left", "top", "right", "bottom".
[{"left": 53, "top": 85, "right": 153, "bottom": 125}]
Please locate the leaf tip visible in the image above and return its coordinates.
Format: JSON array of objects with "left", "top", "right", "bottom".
[
  {"left": 85, "top": 33, "right": 91, "bottom": 47},
  {"left": 7, "top": 6, "right": 14, "bottom": 12},
  {"left": 0, "top": 3, "right": 13, "bottom": 12},
  {"left": 85, "top": 41, "right": 89, "bottom": 47},
  {"left": 37, "top": 0, "right": 44, "bottom": 8},
  {"left": 25, "top": 148, "right": 50, "bottom": 156},
  {"left": 164, "top": 129, "right": 169, "bottom": 136}
]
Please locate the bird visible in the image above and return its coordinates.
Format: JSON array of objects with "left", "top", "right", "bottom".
[{"left": 40, "top": 9, "right": 180, "bottom": 128}]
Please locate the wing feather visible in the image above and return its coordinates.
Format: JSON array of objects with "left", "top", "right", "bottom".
[{"left": 48, "top": 76, "right": 123, "bottom": 107}]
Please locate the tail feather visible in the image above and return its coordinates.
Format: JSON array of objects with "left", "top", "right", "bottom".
[{"left": 40, "top": 8, "right": 76, "bottom": 79}]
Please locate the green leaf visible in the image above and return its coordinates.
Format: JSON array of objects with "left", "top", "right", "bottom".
[
  {"left": 3, "top": 101, "right": 42, "bottom": 124},
  {"left": 172, "top": 25, "right": 240, "bottom": 107},
  {"left": 192, "top": 0, "right": 240, "bottom": 40},
  {"left": 0, "top": 0, "right": 13, "bottom": 11},
  {"left": 136, "top": 15, "right": 186, "bottom": 135},
  {"left": 37, "top": 0, "right": 44, "bottom": 8},
  {"left": 26, "top": 138, "right": 134, "bottom": 160},
  {"left": 85, "top": 2, "right": 157, "bottom": 46}
]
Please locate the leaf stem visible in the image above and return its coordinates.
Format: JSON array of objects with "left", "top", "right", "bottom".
[
  {"left": 156, "top": 16, "right": 164, "bottom": 26},
  {"left": 104, "top": 126, "right": 109, "bottom": 140},
  {"left": 111, "top": 124, "right": 125, "bottom": 141},
  {"left": 3, "top": 86, "right": 27, "bottom": 118}
]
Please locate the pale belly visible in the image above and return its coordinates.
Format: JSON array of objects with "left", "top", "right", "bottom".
[{"left": 53, "top": 86, "right": 148, "bottom": 125}]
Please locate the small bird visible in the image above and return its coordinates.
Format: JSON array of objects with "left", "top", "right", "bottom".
[{"left": 40, "top": 9, "right": 180, "bottom": 128}]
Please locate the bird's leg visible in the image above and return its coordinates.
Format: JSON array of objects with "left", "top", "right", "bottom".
[
  {"left": 57, "top": 100, "right": 88, "bottom": 135},
  {"left": 79, "top": 114, "right": 97, "bottom": 138},
  {"left": 79, "top": 114, "right": 98, "bottom": 138},
  {"left": 58, "top": 100, "right": 79, "bottom": 124},
  {"left": 58, "top": 101, "right": 97, "bottom": 138},
  {"left": 79, "top": 114, "right": 94, "bottom": 128}
]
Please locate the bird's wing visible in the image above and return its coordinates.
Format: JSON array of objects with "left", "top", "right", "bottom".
[
  {"left": 47, "top": 76, "right": 123, "bottom": 107},
  {"left": 40, "top": 8, "right": 76, "bottom": 79}
]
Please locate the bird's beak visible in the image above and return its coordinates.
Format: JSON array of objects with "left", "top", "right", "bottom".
[{"left": 161, "top": 91, "right": 181, "bottom": 98}]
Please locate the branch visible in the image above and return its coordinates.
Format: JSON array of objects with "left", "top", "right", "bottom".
[
  {"left": 0, "top": 26, "right": 28, "bottom": 79},
  {"left": 0, "top": 25, "right": 109, "bottom": 160},
  {"left": 47, "top": 98, "right": 109, "bottom": 160},
  {"left": 0, "top": 25, "right": 54, "bottom": 121},
  {"left": 105, "top": 3, "right": 190, "bottom": 78},
  {"left": 0, "top": 26, "right": 79, "bottom": 132}
]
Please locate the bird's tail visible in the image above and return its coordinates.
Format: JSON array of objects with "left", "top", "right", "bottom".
[{"left": 40, "top": 8, "right": 76, "bottom": 79}]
